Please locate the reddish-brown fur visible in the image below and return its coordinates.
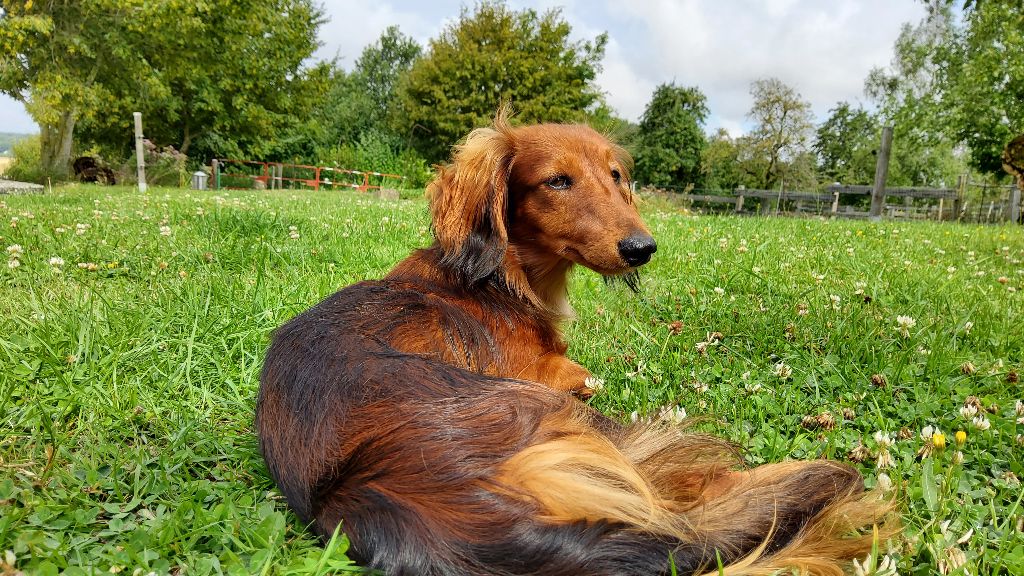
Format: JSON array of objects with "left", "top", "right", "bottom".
[{"left": 256, "top": 112, "right": 895, "bottom": 575}]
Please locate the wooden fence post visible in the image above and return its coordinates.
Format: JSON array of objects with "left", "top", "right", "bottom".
[
  {"left": 869, "top": 126, "right": 893, "bottom": 220},
  {"left": 1010, "top": 182, "right": 1022, "bottom": 224},
  {"left": 831, "top": 190, "right": 839, "bottom": 215},
  {"left": 133, "top": 112, "right": 147, "bottom": 192},
  {"left": 734, "top": 193, "right": 744, "bottom": 213},
  {"left": 955, "top": 174, "right": 965, "bottom": 221},
  {"left": 212, "top": 159, "right": 219, "bottom": 190}
]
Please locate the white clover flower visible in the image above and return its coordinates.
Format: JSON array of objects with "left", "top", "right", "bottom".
[
  {"left": 959, "top": 404, "right": 978, "bottom": 419},
  {"left": 713, "top": 286, "right": 725, "bottom": 296},
  {"left": 7, "top": 258, "right": 19, "bottom": 269},
  {"left": 49, "top": 256, "right": 65, "bottom": 267},
  {"left": 659, "top": 405, "right": 687, "bottom": 424},
  {"left": 5, "top": 244, "right": 23, "bottom": 257},
  {"left": 872, "top": 430, "right": 897, "bottom": 467},
  {"left": 829, "top": 294, "right": 841, "bottom": 309},
  {"left": 874, "top": 431, "right": 894, "bottom": 449},
  {"left": 971, "top": 415, "right": 991, "bottom": 431},
  {"left": 583, "top": 376, "right": 605, "bottom": 392},
  {"left": 896, "top": 315, "right": 916, "bottom": 338},
  {"left": 876, "top": 472, "right": 893, "bottom": 493},
  {"left": 963, "top": 321, "right": 973, "bottom": 334},
  {"left": 875, "top": 448, "right": 894, "bottom": 469},
  {"left": 159, "top": 225, "right": 172, "bottom": 236},
  {"left": 774, "top": 362, "right": 792, "bottom": 380},
  {"left": 853, "top": 553, "right": 898, "bottom": 576},
  {"left": 1015, "top": 399, "right": 1023, "bottom": 417},
  {"left": 938, "top": 546, "right": 967, "bottom": 574}
]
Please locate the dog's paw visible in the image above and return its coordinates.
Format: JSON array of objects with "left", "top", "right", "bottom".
[{"left": 570, "top": 385, "right": 595, "bottom": 400}]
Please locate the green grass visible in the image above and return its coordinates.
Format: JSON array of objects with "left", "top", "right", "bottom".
[{"left": 1, "top": 184, "right": 1021, "bottom": 575}]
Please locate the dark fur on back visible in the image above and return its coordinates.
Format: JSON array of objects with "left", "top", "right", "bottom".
[{"left": 256, "top": 117, "right": 893, "bottom": 575}]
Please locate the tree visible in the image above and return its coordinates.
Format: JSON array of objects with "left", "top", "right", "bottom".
[
  {"left": 81, "top": 0, "right": 329, "bottom": 162},
  {"left": 865, "top": 1, "right": 1021, "bottom": 183},
  {"left": 701, "top": 129, "right": 749, "bottom": 191},
  {"left": 0, "top": 0, "right": 328, "bottom": 178},
  {"left": 813, "top": 102, "right": 880, "bottom": 185},
  {"left": 631, "top": 83, "right": 708, "bottom": 188},
  {"left": 744, "top": 78, "right": 815, "bottom": 189},
  {"left": 863, "top": 4, "right": 967, "bottom": 187},
  {"left": 396, "top": 1, "right": 607, "bottom": 162},
  {"left": 0, "top": 1, "right": 142, "bottom": 177},
  {"left": 941, "top": 0, "right": 1024, "bottom": 176},
  {"left": 312, "top": 27, "right": 421, "bottom": 152},
  {"left": 357, "top": 26, "right": 421, "bottom": 129}
]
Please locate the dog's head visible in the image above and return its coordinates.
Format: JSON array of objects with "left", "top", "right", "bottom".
[{"left": 428, "top": 112, "right": 656, "bottom": 308}]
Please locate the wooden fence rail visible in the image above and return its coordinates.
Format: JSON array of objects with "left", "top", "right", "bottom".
[{"left": 645, "top": 179, "right": 1021, "bottom": 224}]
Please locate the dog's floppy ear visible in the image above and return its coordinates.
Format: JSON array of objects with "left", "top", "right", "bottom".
[{"left": 428, "top": 124, "right": 513, "bottom": 285}]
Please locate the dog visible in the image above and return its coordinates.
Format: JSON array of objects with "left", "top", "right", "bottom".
[{"left": 256, "top": 112, "right": 892, "bottom": 575}]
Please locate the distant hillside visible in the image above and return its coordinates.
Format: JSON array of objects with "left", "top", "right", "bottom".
[{"left": 0, "top": 132, "right": 34, "bottom": 156}]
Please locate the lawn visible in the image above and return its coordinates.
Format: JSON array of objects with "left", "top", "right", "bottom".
[{"left": 1, "top": 184, "right": 1022, "bottom": 575}]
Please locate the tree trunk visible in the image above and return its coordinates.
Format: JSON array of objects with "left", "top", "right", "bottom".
[
  {"left": 181, "top": 113, "right": 192, "bottom": 156},
  {"left": 1003, "top": 134, "right": 1024, "bottom": 192},
  {"left": 40, "top": 110, "right": 77, "bottom": 181}
]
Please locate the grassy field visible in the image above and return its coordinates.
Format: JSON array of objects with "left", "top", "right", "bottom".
[{"left": 1, "top": 184, "right": 1022, "bottom": 575}]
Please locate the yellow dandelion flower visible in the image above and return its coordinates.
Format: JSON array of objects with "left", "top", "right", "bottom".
[
  {"left": 933, "top": 432, "right": 947, "bottom": 450},
  {"left": 955, "top": 430, "right": 966, "bottom": 447}
]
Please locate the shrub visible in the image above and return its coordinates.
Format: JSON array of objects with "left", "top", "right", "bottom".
[
  {"left": 321, "top": 130, "right": 433, "bottom": 188},
  {"left": 4, "top": 135, "right": 44, "bottom": 183},
  {"left": 114, "top": 140, "right": 189, "bottom": 187}
]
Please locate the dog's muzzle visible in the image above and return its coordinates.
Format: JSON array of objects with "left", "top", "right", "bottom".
[{"left": 617, "top": 234, "right": 657, "bottom": 267}]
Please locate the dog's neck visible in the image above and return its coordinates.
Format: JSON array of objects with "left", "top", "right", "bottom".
[{"left": 504, "top": 244, "right": 575, "bottom": 320}]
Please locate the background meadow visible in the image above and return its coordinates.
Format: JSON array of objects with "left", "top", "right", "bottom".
[{"left": 1, "top": 185, "right": 1022, "bottom": 575}]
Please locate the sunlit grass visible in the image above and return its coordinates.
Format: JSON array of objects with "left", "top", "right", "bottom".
[{"left": 1, "top": 185, "right": 1021, "bottom": 574}]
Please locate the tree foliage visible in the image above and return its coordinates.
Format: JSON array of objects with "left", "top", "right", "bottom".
[
  {"left": 0, "top": 0, "right": 328, "bottom": 178},
  {"left": 866, "top": 0, "right": 1022, "bottom": 181},
  {"left": 744, "top": 78, "right": 815, "bottom": 189},
  {"left": 941, "top": 0, "right": 1024, "bottom": 175},
  {"left": 356, "top": 26, "right": 422, "bottom": 129},
  {"left": 632, "top": 83, "right": 708, "bottom": 188},
  {"left": 82, "top": 0, "right": 329, "bottom": 162},
  {"left": 397, "top": 1, "right": 607, "bottom": 162},
  {"left": 313, "top": 27, "right": 421, "bottom": 149},
  {"left": 0, "top": 1, "right": 142, "bottom": 177},
  {"left": 813, "top": 102, "right": 880, "bottom": 185},
  {"left": 701, "top": 129, "right": 750, "bottom": 191}
]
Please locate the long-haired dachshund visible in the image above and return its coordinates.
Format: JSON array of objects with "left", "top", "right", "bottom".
[{"left": 256, "top": 112, "right": 892, "bottom": 575}]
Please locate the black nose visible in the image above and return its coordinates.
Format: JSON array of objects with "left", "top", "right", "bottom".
[{"left": 617, "top": 234, "right": 657, "bottom": 267}]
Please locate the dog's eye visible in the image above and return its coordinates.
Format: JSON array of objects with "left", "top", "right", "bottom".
[
  {"left": 546, "top": 175, "right": 572, "bottom": 190},
  {"left": 611, "top": 169, "right": 622, "bottom": 184}
]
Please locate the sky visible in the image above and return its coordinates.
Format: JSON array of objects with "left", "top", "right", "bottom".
[{"left": 0, "top": 0, "right": 926, "bottom": 136}]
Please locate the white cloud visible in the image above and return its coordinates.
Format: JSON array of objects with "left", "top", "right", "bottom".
[
  {"left": 605, "top": 0, "right": 926, "bottom": 131},
  {"left": 315, "top": 0, "right": 440, "bottom": 68}
]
